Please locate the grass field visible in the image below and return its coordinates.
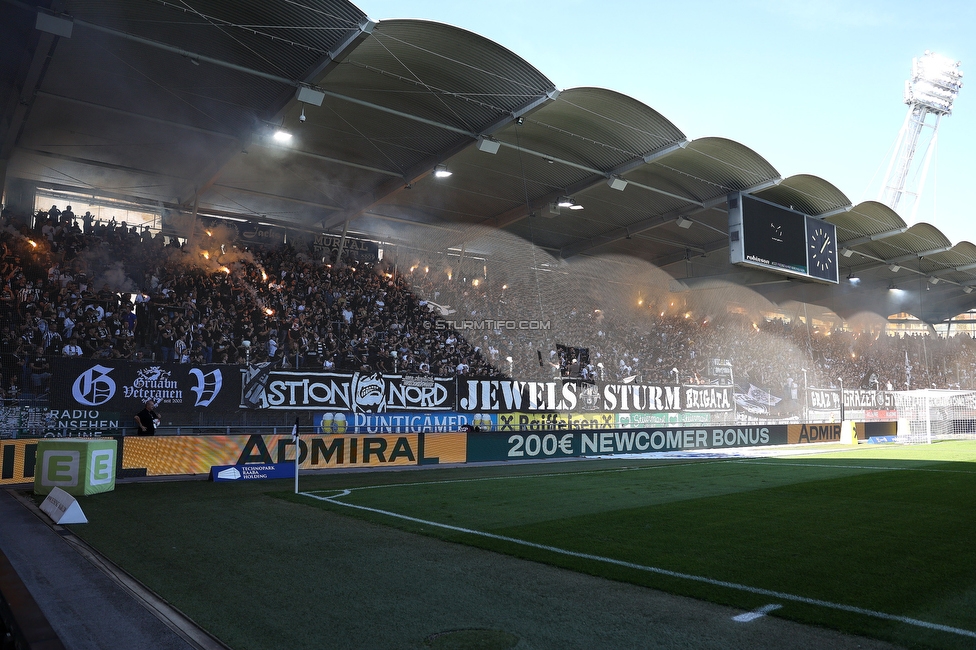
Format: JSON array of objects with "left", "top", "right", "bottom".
[{"left": 68, "top": 442, "right": 976, "bottom": 649}]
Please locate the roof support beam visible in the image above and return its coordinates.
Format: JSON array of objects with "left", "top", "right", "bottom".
[
  {"left": 18, "top": 148, "right": 192, "bottom": 181},
  {"left": 182, "top": 18, "right": 377, "bottom": 207},
  {"left": 316, "top": 91, "right": 561, "bottom": 232},
  {"left": 838, "top": 226, "right": 909, "bottom": 249},
  {"left": 35, "top": 91, "right": 238, "bottom": 140},
  {"left": 477, "top": 140, "right": 691, "bottom": 232},
  {"left": 0, "top": 3, "right": 66, "bottom": 163},
  {"left": 317, "top": 135, "right": 479, "bottom": 231},
  {"left": 885, "top": 245, "right": 954, "bottom": 265},
  {"left": 560, "top": 179, "right": 780, "bottom": 259},
  {"left": 209, "top": 184, "right": 342, "bottom": 211}
]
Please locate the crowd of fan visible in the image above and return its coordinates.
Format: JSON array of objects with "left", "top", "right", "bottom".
[
  {"left": 3, "top": 204, "right": 976, "bottom": 407},
  {"left": 0, "top": 205, "right": 500, "bottom": 402}
]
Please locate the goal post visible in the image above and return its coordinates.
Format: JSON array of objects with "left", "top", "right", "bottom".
[{"left": 893, "top": 390, "right": 976, "bottom": 444}]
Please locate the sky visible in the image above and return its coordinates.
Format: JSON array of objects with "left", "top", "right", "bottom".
[{"left": 361, "top": 0, "right": 976, "bottom": 245}]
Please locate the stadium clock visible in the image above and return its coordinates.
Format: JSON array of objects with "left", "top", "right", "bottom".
[
  {"left": 728, "top": 193, "right": 839, "bottom": 285},
  {"left": 806, "top": 222, "right": 837, "bottom": 282}
]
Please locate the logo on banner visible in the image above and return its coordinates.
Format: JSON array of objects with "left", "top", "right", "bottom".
[
  {"left": 579, "top": 384, "right": 602, "bottom": 411},
  {"left": 189, "top": 368, "right": 223, "bottom": 407},
  {"left": 352, "top": 373, "right": 386, "bottom": 412},
  {"left": 72, "top": 365, "right": 117, "bottom": 406},
  {"left": 123, "top": 366, "right": 184, "bottom": 404}
]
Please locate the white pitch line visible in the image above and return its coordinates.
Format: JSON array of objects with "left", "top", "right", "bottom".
[
  {"left": 732, "top": 603, "right": 782, "bottom": 622},
  {"left": 303, "top": 460, "right": 712, "bottom": 495},
  {"left": 302, "top": 491, "right": 976, "bottom": 640},
  {"left": 733, "top": 460, "right": 976, "bottom": 474}
]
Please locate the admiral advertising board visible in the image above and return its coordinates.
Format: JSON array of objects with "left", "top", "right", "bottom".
[
  {"left": 53, "top": 359, "right": 239, "bottom": 415},
  {"left": 240, "top": 368, "right": 455, "bottom": 412},
  {"left": 457, "top": 379, "right": 733, "bottom": 413}
]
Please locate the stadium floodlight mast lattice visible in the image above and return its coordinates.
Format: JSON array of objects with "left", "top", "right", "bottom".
[{"left": 878, "top": 51, "right": 963, "bottom": 222}]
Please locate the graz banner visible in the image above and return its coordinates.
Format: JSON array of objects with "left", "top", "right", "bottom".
[
  {"left": 844, "top": 390, "right": 895, "bottom": 410},
  {"left": 806, "top": 388, "right": 841, "bottom": 411},
  {"left": 456, "top": 378, "right": 733, "bottom": 413},
  {"left": 466, "top": 425, "right": 788, "bottom": 462},
  {"left": 52, "top": 359, "right": 240, "bottom": 414},
  {"left": 240, "top": 368, "right": 455, "bottom": 412}
]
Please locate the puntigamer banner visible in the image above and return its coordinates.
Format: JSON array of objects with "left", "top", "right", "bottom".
[
  {"left": 457, "top": 379, "right": 733, "bottom": 413},
  {"left": 52, "top": 359, "right": 240, "bottom": 414}
]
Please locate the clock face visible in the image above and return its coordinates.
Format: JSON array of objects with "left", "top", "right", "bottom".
[{"left": 808, "top": 225, "right": 836, "bottom": 280}]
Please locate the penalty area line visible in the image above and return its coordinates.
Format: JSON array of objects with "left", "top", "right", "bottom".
[{"left": 299, "top": 491, "right": 976, "bottom": 640}]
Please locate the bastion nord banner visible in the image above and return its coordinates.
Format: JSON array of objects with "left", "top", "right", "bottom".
[{"left": 239, "top": 368, "right": 456, "bottom": 412}]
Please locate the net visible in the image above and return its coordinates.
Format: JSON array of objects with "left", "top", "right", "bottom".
[{"left": 893, "top": 390, "right": 976, "bottom": 443}]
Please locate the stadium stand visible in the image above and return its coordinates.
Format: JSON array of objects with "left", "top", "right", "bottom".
[{"left": 4, "top": 204, "right": 976, "bottom": 415}]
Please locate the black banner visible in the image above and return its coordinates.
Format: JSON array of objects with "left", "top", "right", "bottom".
[
  {"left": 311, "top": 234, "right": 379, "bottom": 263},
  {"left": 456, "top": 378, "right": 733, "bottom": 413},
  {"left": 239, "top": 368, "right": 455, "bottom": 412},
  {"left": 51, "top": 359, "right": 241, "bottom": 415}
]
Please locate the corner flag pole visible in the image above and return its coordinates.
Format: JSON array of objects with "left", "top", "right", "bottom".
[{"left": 292, "top": 417, "right": 300, "bottom": 494}]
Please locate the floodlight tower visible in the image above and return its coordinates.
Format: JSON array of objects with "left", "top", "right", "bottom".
[{"left": 878, "top": 51, "right": 962, "bottom": 221}]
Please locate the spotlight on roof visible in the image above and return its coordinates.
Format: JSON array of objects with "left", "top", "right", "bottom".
[
  {"left": 476, "top": 136, "right": 500, "bottom": 154},
  {"left": 433, "top": 164, "right": 452, "bottom": 178},
  {"left": 273, "top": 130, "right": 292, "bottom": 143},
  {"left": 888, "top": 264, "right": 901, "bottom": 273},
  {"left": 841, "top": 248, "right": 854, "bottom": 258},
  {"left": 556, "top": 196, "right": 583, "bottom": 210},
  {"left": 928, "top": 276, "right": 940, "bottom": 285},
  {"left": 676, "top": 216, "right": 693, "bottom": 229},
  {"left": 847, "top": 272, "right": 860, "bottom": 284},
  {"left": 888, "top": 281, "right": 898, "bottom": 291},
  {"left": 607, "top": 176, "right": 628, "bottom": 191},
  {"left": 965, "top": 286, "right": 974, "bottom": 294}
]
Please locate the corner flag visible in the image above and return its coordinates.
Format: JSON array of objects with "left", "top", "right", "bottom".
[{"left": 292, "top": 417, "right": 300, "bottom": 494}]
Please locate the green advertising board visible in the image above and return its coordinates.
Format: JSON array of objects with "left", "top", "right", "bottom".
[{"left": 34, "top": 439, "right": 118, "bottom": 496}]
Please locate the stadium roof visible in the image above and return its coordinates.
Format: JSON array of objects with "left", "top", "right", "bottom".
[{"left": 2, "top": 0, "right": 975, "bottom": 325}]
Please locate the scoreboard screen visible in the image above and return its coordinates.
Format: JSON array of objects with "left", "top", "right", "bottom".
[{"left": 728, "top": 193, "right": 838, "bottom": 284}]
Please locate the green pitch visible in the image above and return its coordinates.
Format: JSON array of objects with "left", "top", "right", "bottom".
[{"left": 68, "top": 442, "right": 976, "bottom": 649}]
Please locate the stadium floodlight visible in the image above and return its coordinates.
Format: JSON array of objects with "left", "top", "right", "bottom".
[
  {"left": 847, "top": 272, "right": 860, "bottom": 283},
  {"left": 676, "top": 216, "right": 693, "bottom": 229},
  {"left": 841, "top": 248, "right": 854, "bottom": 258},
  {"left": 607, "top": 176, "right": 628, "bottom": 191},
  {"left": 557, "top": 196, "right": 583, "bottom": 210},
  {"left": 928, "top": 276, "right": 940, "bottom": 285},
  {"left": 273, "top": 130, "right": 292, "bottom": 143},
  {"left": 907, "top": 52, "right": 963, "bottom": 115},
  {"left": 965, "top": 286, "right": 974, "bottom": 294},
  {"left": 433, "top": 164, "right": 452, "bottom": 178},
  {"left": 888, "top": 264, "right": 901, "bottom": 273},
  {"left": 880, "top": 51, "right": 963, "bottom": 217}
]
